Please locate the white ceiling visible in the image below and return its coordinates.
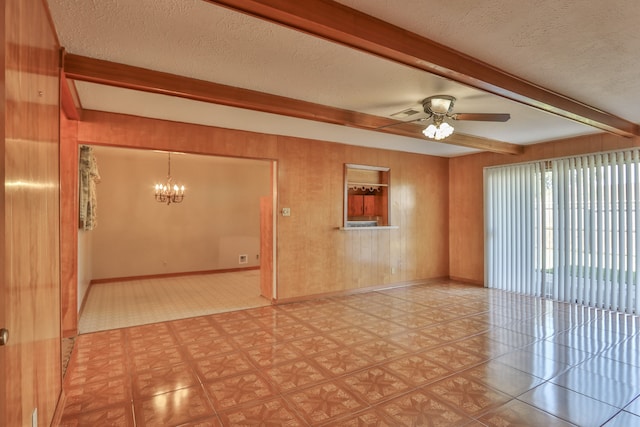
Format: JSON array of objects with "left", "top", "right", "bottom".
[{"left": 47, "top": 0, "right": 640, "bottom": 157}]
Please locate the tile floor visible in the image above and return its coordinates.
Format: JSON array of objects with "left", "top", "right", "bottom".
[
  {"left": 59, "top": 281, "right": 640, "bottom": 426},
  {"left": 79, "top": 270, "right": 269, "bottom": 333}
]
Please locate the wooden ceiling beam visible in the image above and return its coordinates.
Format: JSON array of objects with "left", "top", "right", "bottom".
[
  {"left": 63, "top": 53, "right": 522, "bottom": 155},
  {"left": 208, "top": 0, "right": 640, "bottom": 138},
  {"left": 60, "top": 72, "right": 82, "bottom": 120}
]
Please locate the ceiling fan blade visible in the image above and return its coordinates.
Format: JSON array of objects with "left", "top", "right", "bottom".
[
  {"left": 452, "top": 113, "right": 511, "bottom": 122},
  {"left": 375, "top": 116, "right": 428, "bottom": 130}
]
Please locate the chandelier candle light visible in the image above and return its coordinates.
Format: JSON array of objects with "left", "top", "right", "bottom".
[{"left": 154, "top": 152, "right": 185, "bottom": 205}]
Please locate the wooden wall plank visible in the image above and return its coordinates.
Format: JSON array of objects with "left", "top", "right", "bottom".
[
  {"left": 3, "top": 0, "right": 61, "bottom": 424},
  {"left": 60, "top": 113, "right": 78, "bottom": 337},
  {"left": 69, "top": 109, "right": 450, "bottom": 301}
]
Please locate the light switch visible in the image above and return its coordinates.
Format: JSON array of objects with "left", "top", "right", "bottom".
[{"left": 281, "top": 207, "right": 291, "bottom": 216}]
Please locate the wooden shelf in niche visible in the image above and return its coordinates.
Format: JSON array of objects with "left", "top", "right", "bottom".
[{"left": 343, "top": 164, "right": 391, "bottom": 228}]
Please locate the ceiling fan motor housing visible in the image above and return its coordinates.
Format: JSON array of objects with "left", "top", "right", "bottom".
[{"left": 423, "top": 95, "right": 456, "bottom": 116}]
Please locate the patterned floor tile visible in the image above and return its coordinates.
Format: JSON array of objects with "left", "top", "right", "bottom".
[
  {"left": 318, "top": 407, "right": 397, "bottom": 426},
  {"left": 284, "top": 381, "right": 367, "bottom": 424},
  {"left": 127, "top": 331, "right": 178, "bottom": 355},
  {"left": 125, "top": 322, "right": 173, "bottom": 342},
  {"left": 171, "top": 323, "right": 223, "bottom": 344},
  {"left": 245, "top": 342, "right": 303, "bottom": 368},
  {"left": 307, "top": 316, "right": 352, "bottom": 332},
  {"left": 312, "top": 348, "right": 376, "bottom": 376},
  {"left": 448, "top": 317, "right": 491, "bottom": 334},
  {"left": 423, "top": 375, "right": 512, "bottom": 417},
  {"left": 399, "top": 314, "right": 440, "bottom": 329},
  {"left": 73, "top": 330, "right": 126, "bottom": 363},
  {"left": 341, "top": 366, "right": 412, "bottom": 404},
  {"left": 59, "top": 403, "right": 135, "bottom": 427},
  {"left": 130, "top": 345, "right": 186, "bottom": 373},
  {"left": 183, "top": 335, "right": 237, "bottom": 360},
  {"left": 380, "top": 388, "right": 473, "bottom": 426},
  {"left": 354, "top": 338, "right": 409, "bottom": 362},
  {"left": 132, "top": 362, "right": 198, "bottom": 398},
  {"left": 193, "top": 351, "right": 255, "bottom": 382},
  {"left": 271, "top": 322, "right": 317, "bottom": 341},
  {"left": 418, "top": 344, "right": 486, "bottom": 370},
  {"left": 208, "top": 309, "right": 253, "bottom": 324},
  {"left": 263, "top": 359, "right": 329, "bottom": 392},
  {"left": 204, "top": 371, "right": 276, "bottom": 411},
  {"left": 216, "top": 317, "right": 263, "bottom": 335},
  {"left": 289, "top": 335, "right": 341, "bottom": 356},
  {"left": 134, "top": 385, "right": 215, "bottom": 427},
  {"left": 385, "top": 330, "right": 443, "bottom": 351},
  {"left": 231, "top": 329, "right": 278, "bottom": 349},
  {"left": 65, "top": 353, "right": 129, "bottom": 387},
  {"left": 381, "top": 354, "right": 452, "bottom": 387},
  {"left": 63, "top": 377, "right": 131, "bottom": 416},
  {"left": 252, "top": 310, "right": 300, "bottom": 329},
  {"left": 451, "top": 334, "right": 516, "bottom": 359},
  {"left": 421, "top": 324, "right": 476, "bottom": 343},
  {"left": 62, "top": 280, "right": 640, "bottom": 425},
  {"left": 169, "top": 315, "right": 215, "bottom": 332},
  {"left": 463, "top": 361, "right": 544, "bottom": 397},
  {"left": 518, "top": 382, "right": 620, "bottom": 426},
  {"left": 327, "top": 326, "right": 377, "bottom": 346},
  {"left": 218, "top": 396, "right": 306, "bottom": 426},
  {"left": 358, "top": 318, "right": 407, "bottom": 337},
  {"left": 177, "top": 417, "right": 224, "bottom": 427},
  {"left": 478, "top": 399, "right": 575, "bottom": 426}
]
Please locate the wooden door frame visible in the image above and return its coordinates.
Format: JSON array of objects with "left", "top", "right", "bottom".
[
  {"left": 260, "top": 160, "right": 278, "bottom": 301},
  {"left": 61, "top": 148, "right": 278, "bottom": 334},
  {"left": 0, "top": 0, "right": 6, "bottom": 420}
]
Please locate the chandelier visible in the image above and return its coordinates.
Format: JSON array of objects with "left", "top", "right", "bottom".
[{"left": 154, "top": 152, "right": 185, "bottom": 205}]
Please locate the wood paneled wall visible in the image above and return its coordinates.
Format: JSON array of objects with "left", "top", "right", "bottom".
[
  {"left": 449, "top": 132, "right": 640, "bottom": 284},
  {"left": 63, "top": 110, "right": 449, "bottom": 303},
  {"left": 60, "top": 113, "right": 78, "bottom": 337},
  {"left": 3, "top": 0, "right": 61, "bottom": 425}
]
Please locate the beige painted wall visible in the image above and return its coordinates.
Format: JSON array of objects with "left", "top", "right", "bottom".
[
  {"left": 89, "top": 146, "right": 271, "bottom": 280},
  {"left": 77, "top": 229, "right": 92, "bottom": 308}
]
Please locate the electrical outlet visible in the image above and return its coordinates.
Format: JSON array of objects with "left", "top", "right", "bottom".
[
  {"left": 281, "top": 207, "right": 291, "bottom": 216},
  {"left": 239, "top": 254, "right": 248, "bottom": 264}
]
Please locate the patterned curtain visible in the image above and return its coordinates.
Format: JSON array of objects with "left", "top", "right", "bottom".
[{"left": 79, "top": 145, "right": 101, "bottom": 230}]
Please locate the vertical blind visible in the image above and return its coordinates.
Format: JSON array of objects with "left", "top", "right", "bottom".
[
  {"left": 485, "top": 150, "right": 640, "bottom": 315},
  {"left": 485, "top": 162, "right": 546, "bottom": 296}
]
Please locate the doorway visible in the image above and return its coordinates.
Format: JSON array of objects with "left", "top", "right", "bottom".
[{"left": 74, "top": 146, "right": 277, "bottom": 332}]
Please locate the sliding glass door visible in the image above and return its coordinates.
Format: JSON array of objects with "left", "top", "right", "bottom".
[{"left": 485, "top": 150, "right": 640, "bottom": 315}]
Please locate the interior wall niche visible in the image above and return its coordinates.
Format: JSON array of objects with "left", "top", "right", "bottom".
[{"left": 343, "top": 163, "right": 390, "bottom": 228}]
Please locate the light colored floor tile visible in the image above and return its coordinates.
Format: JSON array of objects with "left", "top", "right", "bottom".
[{"left": 79, "top": 270, "right": 269, "bottom": 333}]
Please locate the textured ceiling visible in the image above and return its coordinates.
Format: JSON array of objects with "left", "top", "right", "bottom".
[
  {"left": 47, "top": 0, "right": 639, "bottom": 157},
  {"left": 339, "top": 0, "right": 640, "bottom": 121}
]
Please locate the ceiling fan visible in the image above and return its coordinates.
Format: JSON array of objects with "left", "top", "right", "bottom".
[{"left": 387, "top": 95, "right": 510, "bottom": 140}]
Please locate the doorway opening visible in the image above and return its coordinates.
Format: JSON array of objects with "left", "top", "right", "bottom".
[{"left": 75, "top": 146, "right": 277, "bottom": 333}]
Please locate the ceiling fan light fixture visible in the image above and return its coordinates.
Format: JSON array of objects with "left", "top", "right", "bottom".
[
  {"left": 423, "top": 121, "right": 454, "bottom": 140},
  {"left": 423, "top": 95, "right": 456, "bottom": 115}
]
